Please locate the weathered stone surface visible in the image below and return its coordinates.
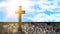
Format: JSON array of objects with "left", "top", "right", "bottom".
[
  {"left": 22, "top": 23, "right": 60, "bottom": 34},
  {"left": 0, "top": 23, "right": 60, "bottom": 34}
]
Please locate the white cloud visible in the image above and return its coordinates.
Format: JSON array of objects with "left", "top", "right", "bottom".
[
  {"left": 27, "top": 13, "right": 60, "bottom": 22},
  {"left": 3, "top": 0, "right": 35, "bottom": 22},
  {"left": 51, "top": 14, "right": 60, "bottom": 17},
  {"left": 22, "top": 0, "right": 60, "bottom": 22},
  {"left": 4, "top": 14, "right": 18, "bottom": 22},
  {"left": 0, "top": 1, "right": 7, "bottom": 7},
  {"left": 27, "top": 13, "right": 49, "bottom": 22},
  {"left": 50, "top": 14, "right": 60, "bottom": 22},
  {"left": 1, "top": 0, "right": 60, "bottom": 22},
  {"left": 37, "top": 0, "right": 58, "bottom": 11},
  {"left": 29, "top": 0, "right": 59, "bottom": 13},
  {"left": 51, "top": 14, "right": 60, "bottom": 19}
]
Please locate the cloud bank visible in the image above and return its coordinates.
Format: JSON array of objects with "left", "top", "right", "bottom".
[{"left": 0, "top": 0, "right": 60, "bottom": 22}]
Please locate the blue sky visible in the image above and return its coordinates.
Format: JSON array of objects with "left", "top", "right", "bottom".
[{"left": 0, "top": 0, "right": 60, "bottom": 22}]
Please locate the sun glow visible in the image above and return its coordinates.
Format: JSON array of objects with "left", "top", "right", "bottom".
[
  {"left": 6, "top": 0, "right": 23, "bottom": 14},
  {"left": 4, "top": 0, "right": 30, "bottom": 20},
  {"left": 6, "top": 0, "right": 31, "bottom": 13}
]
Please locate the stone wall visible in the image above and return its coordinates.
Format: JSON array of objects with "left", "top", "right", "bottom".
[
  {"left": 0, "top": 23, "right": 60, "bottom": 34},
  {"left": 21, "top": 23, "right": 60, "bottom": 34},
  {"left": 0, "top": 23, "right": 18, "bottom": 34}
]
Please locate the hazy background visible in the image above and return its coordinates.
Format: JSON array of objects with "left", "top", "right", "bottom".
[{"left": 0, "top": 0, "right": 60, "bottom": 22}]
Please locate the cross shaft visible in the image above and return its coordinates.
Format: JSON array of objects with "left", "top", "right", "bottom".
[{"left": 16, "top": 6, "right": 25, "bottom": 31}]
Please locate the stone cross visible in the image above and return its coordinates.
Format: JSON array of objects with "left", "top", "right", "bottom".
[{"left": 16, "top": 6, "right": 25, "bottom": 31}]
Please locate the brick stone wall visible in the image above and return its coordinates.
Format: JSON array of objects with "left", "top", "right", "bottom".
[
  {"left": 22, "top": 23, "right": 60, "bottom": 34},
  {"left": 0, "top": 23, "right": 60, "bottom": 34},
  {"left": 0, "top": 23, "right": 18, "bottom": 34}
]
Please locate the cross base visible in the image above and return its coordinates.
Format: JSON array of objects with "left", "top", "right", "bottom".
[{"left": 18, "top": 25, "right": 22, "bottom": 31}]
